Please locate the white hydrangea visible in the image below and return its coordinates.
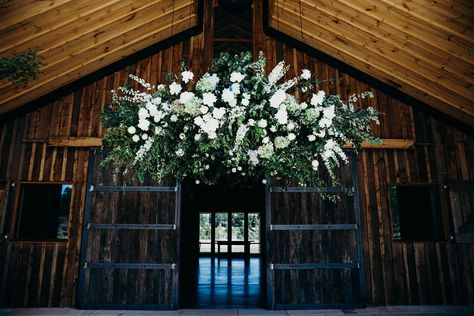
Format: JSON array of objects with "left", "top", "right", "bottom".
[
  {"left": 230, "top": 72, "right": 246, "bottom": 83},
  {"left": 269, "top": 90, "right": 286, "bottom": 108},
  {"left": 169, "top": 82, "right": 182, "bottom": 95},
  {"left": 275, "top": 107, "right": 288, "bottom": 125},
  {"left": 179, "top": 91, "right": 195, "bottom": 104},
  {"left": 231, "top": 83, "right": 240, "bottom": 95},
  {"left": 212, "top": 107, "right": 226, "bottom": 119},
  {"left": 181, "top": 70, "right": 194, "bottom": 83}
]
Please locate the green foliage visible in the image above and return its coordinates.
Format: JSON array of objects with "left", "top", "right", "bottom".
[{"left": 0, "top": 48, "right": 45, "bottom": 85}]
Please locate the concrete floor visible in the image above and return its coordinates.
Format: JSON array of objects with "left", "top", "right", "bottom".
[{"left": 0, "top": 306, "right": 473, "bottom": 316}]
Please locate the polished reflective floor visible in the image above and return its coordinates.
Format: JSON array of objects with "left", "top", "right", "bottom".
[{"left": 189, "top": 257, "right": 262, "bottom": 308}]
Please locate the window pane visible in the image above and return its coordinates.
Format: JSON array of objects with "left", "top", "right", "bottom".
[
  {"left": 390, "top": 185, "right": 442, "bottom": 241},
  {"left": 248, "top": 213, "right": 260, "bottom": 254},
  {"left": 199, "top": 213, "right": 212, "bottom": 253},
  {"left": 17, "top": 183, "right": 71, "bottom": 240},
  {"left": 215, "top": 213, "right": 228, "bottom": 253}
]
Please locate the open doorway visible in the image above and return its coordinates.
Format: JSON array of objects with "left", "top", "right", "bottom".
[{"left": 180, "top": 180, "right": 265, "bottom": 308}]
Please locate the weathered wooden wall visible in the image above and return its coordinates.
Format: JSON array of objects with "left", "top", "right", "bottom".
[{"left": 0, "top": 0, "right": 473, "bottom": 308}]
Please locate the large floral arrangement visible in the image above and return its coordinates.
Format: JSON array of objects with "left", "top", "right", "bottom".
[{"left": 101, "top": 52, "right": 379, "bottom": 188}]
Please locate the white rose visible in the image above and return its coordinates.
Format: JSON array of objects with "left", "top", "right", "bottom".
[
  {"left": 200, "top": 105, "right": 209, "bottom": 114},
  {"left": 132, "top": 135, "right": 140, "bottom": 142},
  {"left": 195, "top": 180, "right": 200, "bottom": 184},
  {"left": 248, "top": 119, "right": 256, "bottom": 126},
  {"left": 262, "top": 179, "right": 267, "bottom": 184},
  {"left": 300, "top": 102, "right": 308, "bottom": 110},
  {"left": 270, "top": 126, "right": 277, "bottom": 132},
  {"left": 181, "top": 70, "right": 194, "bottom": 83},
  {"left": 202, "top": 92, "right": 217, "bottom": 107},
  {"left": 307, "top": 134, "right": 316, "bottom": 142},
  {"left": 230, "top": 72, "right": 246, "bottom": 83},
  {"left": 179, "top": 133, "right": 186, "bottom": 140},
  {"left": 212, "top": 107, "right": 226, "bottom": 119},
  {"left": 287, "top": 122, "right": 295, "bottom": 131},
  {"left": 241, "top": 98, "right": 250, "bottom": 106},
  {"left": 301, "top": 69, "right": 311, "bottom": 80},
  {"left": 231, "top": 168, "right": 237, "bottom": 173},
  {"left": 275, "top": 108, "right": 288, "bottom": 125},
  {"left": 127, "top": 126, "right": 136, "bottom": 134},
  {"left": 170, "top": 114, "right": 178, "bottom": 122},
  {"left": 262, "top": 136, "right": 270, "bottom": 144},
  {"left": 288, "top": 133, "right": 296, "bottom": 141},
  {"left": 258, "top": 119, "right": 268, "bottom": 128},
  {"left": 137, "top": 119, "right": 150, "bottom": 131},
  {"left": 141, "top": 133, "right": 148, "bottom": 140},
  {"left": 231, "top": 83, "right": 240, "bottom": 95},
  {"left": 169, "top": 82, "right": 182, "bottom": 95},
  {"left": 138, "top": 108, "right": 149, "bottom": 119},
  {"left": 310, "top": 90, "right": 326, "bottom": 106},
  {"left": 194, "top": 134, "right": 202, "bottom": 141},
  {"left": 311, "top": 159, "right": 319, "bottom": 171}
]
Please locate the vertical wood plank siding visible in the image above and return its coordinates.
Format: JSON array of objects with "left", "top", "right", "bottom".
[{"left": 0, "top": 2, "right": 473, "bottom": 307}]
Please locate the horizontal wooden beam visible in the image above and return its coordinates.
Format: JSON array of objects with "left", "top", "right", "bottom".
[
  {"left": 48, "top": 137, "right": 102, "bottom": 147},
  {"left": 43, "top": 137, "right": 414, "bottom": 149},
  {"left": 345, "top": 139, "right": 415, "bottom": 149}
]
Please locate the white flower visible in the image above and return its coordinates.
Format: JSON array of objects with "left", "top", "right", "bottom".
[
  {"left": 248, "top": 150, "right": 259, "bottom": 166},
  {"left": 170, "top": 114, "right": 178, "bottom": 122},
  {"left": 287, "top": 122, "right": 295, "bottom": 131},
  {"left": 241, "top": 98, "right": 250, "bottom": 106},
  {"left": 132, "top": 135, "right": 140, "bottom": 142},
  {"left": 311, "top": 90, "right": 326, "bottom": 106},
  {"left": 137, "top": 119, "right": 150, "bottom": 131},
  {"left": 179, "top": 91, "right": 195, "bottom": 104},
  {"left": 248, "top": 119, "right": 256, "bottom": 126},
  {"left": 231, "top": 83, "right": 241, "bottom": 95},
  {"left": 212, "top": 107, "right": 226, "bottom": 119},
  {"left": 181, "top": 70, "right": 194, "bottom": 83},
  {"left": 269, "top": 90, "right": 286, "bottom": 108},
  {"left": 300, "top": 102, "right": 308, "bottom": 110},
  {"left": 195, "top": 180, "right": 200, "bottom": 184},
  {"left": 319, "top": 118, "right": 332, "bottom": 128},
  {"left": 169, "top": 82, "right": 182, "bottom": 95},
  {"left": 202, "top": 92, "right": 217, "bottom": 107},
  {"left": 208, "top": 132, "right": 217, "bottom": 139},
  {"left": 230, "top": 72, "right": 246, "bottom": 83},
  {"left": 127, "top": 126, "right": 136, "bottom": 134},
  {"left": 194, "top": 134, "right": 202, "bottom": 141},
  {"left": 288, "top": 133, "right": 296, "bottom": 141},
  {"left": 232, "top": 168, "right": 237, "bottom": 173},
  {"left": 176, "top": 148, "right": 184, "bottom": 157},
  {"left": 262, "top": 136, "right": 270, "bottom": 144},
  {"left": 270, "top": 125, "right": 277, "bottom": 132},
  {"left": 205, "top": 165, "right": 210, "bottom": 170},
  {"left": 153, "top": 111, "right": 164, "bottom": 123},
  {"left": 275, "top": 107, "right": 288, "bottom": 125},
  {"left": 237, "top": 166, "right": 242, "bottom": 171},
  {"left": 311, "top": 159, "right": 319, "bottom": 171},
  {"left": 138, "top": 108, "right": 149, "bottom": 119},
  {"left": 301, "top": 69, "right": 311, "bottom": 80},
  {"left": 258, "top": 119, "right": 268, "bottom": 128},
  {"left": 222, "top": 88, "right": 235, "bottom": 106},
  {"left": 200, "top": 106, "right": 209, "bottom": 114},
  {"left": 323, "top": 105, "right": 335, "bottom": 121},
  {"left": 179, "top": 133, "right": 186, "bottom": 140},
  {"left": 268, "top": 61, "right": 286, "bottom": 86},
  {"left": 194, "top": 116, "right": 204, "bottom": 127},
  {"left": 152, "top": 97, "right": 162, "bottom": 105},
  {"left": 307, "top": 134, "right": 316, "bottom": 142},
  {"left": 141, "top": 133, "right": 148, "bottom": 140},
  {"left": 262, "top": 179, "right": 267, "bottom": 184}
]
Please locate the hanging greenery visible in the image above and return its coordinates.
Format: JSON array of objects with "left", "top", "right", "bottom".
[
  {"left": 101, "top": 51, "right": 380, "bottom": 188},
  {"left": 0, "top": 48, "right": 45, "bottom": 85}
]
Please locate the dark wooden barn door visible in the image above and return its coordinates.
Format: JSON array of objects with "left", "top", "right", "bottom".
[
  {"left": 265, "top": 153, "right": 365, "bottom": 309},
  {"left": 78, "top": 150, "right": 181, "bottom": 309}
]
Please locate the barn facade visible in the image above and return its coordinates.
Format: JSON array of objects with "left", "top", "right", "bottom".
[{"left": 0, "top": 0, "right": 473, "bottom": 310}]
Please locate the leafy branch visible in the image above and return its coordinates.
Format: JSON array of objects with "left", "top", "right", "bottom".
[{"left": 0, "top": 48, "right": 46, "bottom": 85}]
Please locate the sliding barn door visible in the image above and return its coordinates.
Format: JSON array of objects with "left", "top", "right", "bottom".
[
  {"left": 78, "top": 150, "right": 181, "bottom": 309},
  {"left": 265, "top": 153, "right": 365, "bottom": 309}
]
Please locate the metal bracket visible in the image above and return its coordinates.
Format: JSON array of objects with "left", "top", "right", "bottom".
[
  {"left": 270, "top": 263, "right": 274, "bottom": 270},
  {"left": 86, "top": 223, "right": 91, "bottom": 230},
  {"left": 89, "top": 185, "right": 94, "bottom": 192},
  {"left": 84, "top": 262, "right": 88, "bottom": 269}
]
